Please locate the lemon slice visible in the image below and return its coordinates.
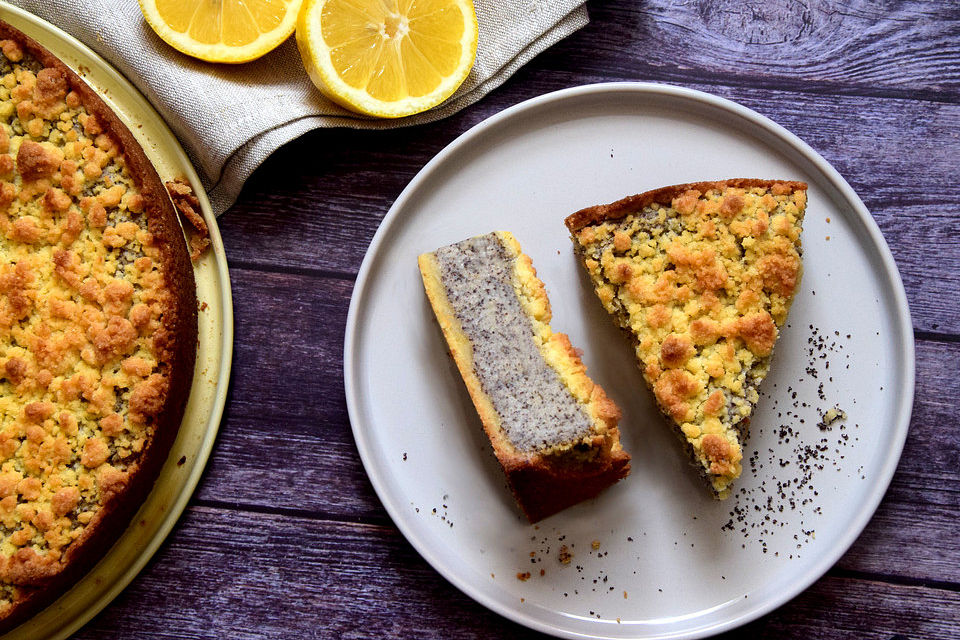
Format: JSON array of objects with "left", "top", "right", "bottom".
[
  {"left": 296, "top": 0, "right": 479, "bottom": 118},
  {"left": 140, "top": 0, "right": 303, "bottom": 63}
]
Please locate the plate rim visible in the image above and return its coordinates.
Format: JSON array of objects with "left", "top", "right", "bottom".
[
  {"left": 0, "top": 3, "right": 234, "bottom": 638},
  {"left": 343, "top": 81, "right": 915, "bottom": 639}
]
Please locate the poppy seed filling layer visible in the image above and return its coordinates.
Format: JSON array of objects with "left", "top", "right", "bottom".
[{"left": 434, "top": 234, "right": 593, "bottom": 452}]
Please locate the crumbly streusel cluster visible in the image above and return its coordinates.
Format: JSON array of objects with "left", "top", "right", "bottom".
[
  {"left": 0, "top": 38, "right": 170, "bottom": 602},
  {"left": 573, "top": 183, "right": 805, "bottom": 495}
]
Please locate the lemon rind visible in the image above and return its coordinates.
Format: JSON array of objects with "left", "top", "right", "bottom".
[
  {"left": 295, "top": 0, "right": 478, "bottom": 118},
  {"left": 139, "top": 0, "right": 302, "bottom": 64}
]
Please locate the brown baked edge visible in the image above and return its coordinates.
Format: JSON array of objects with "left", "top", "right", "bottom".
[
  {"left": 0, "top": 19, "right": 198, "bottom": 633},
  {"left": 564, "top": 179, "right": 809, "bottom": 232},
  {"left": 502, "top": 451, "right": 630, "bottom": 523},
  {"left": 418, "top": 243, "right": 630, "bottom": 524}
]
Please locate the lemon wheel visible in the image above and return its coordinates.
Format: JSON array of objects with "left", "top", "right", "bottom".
[
  {"left": 140, "top": 0, "right": 303, "bottom": 64},
  {"left": 296, "top": 0, "right": 478, "bottom": 118}
]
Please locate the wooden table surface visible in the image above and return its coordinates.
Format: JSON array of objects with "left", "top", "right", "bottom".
[{"left": 72, "top": 1, "right": 959, "bottom": 638}]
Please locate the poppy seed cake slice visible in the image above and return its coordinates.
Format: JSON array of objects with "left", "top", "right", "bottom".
[
  {"left": 419, "top": 231, "right": 630, "bottom": 522},
  {"left": 565, "top": 180, "right": 806, "bottom": 498}
]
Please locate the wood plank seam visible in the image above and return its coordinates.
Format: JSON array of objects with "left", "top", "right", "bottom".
[
  {"left": 531, "top": 67, "right": 960, "bottom": 106},
  {"left": 190, "top": 498, "right": 392, "bottom": 527},
  {"left": 829, "top": 568, "right": 960, "bottom": 594},
  {"left": 913, "top": 330, "right": 960, "bottom": 344},
  {"left": 228, "top": 260, "right": 358, "bottom": 282}
]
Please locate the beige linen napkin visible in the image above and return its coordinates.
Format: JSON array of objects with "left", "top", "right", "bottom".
[{"left": 10, "top": 0, "right": 588, "bottom": 215}]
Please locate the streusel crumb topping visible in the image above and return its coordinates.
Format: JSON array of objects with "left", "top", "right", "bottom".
[
  {"left": 0, "top": 38, "right": 170, "bottom": 598},
  {"left": 571, "top": 182, "right": 805, "bottom": 496}
]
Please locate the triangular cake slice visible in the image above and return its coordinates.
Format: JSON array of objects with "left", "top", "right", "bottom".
[{"left": 565, "top": 180, "right": 807, "bottom": 497}]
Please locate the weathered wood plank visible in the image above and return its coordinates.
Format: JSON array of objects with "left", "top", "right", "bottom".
[
  {"left": 569, "top": 0, "right": 960, "bottom": 98},
  {"left": 220, "top": 86, "right": 960, "bottom": 333},
  {"left": 193, "top": 270, "right": 378, "bottom": 515},
  {"left": 70, "top": 507, "right": 960, "bottom": 639},
  {"left": 874, "top": 205, "right": 960, "bottom": 336},
  {"left": 726, "top": 576, "right": 960, "bottom": 640},
  {"left": 198, "top": 268, "right": 959, "bottom": 583},
  {"left": 75, "top": 508, "right": 539, "bottom": 640}
]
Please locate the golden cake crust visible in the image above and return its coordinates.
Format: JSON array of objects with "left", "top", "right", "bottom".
[
  {"left": 419, "top": 232, "right": 629, "bottom": 523},
  {"left": 565, "top": 179, "right": 808, "bottom": 232},
  {"left": 0, "top": 20, "right": 196, "bottom": 630},
  {"left": 566, "top": 180, "right": 806, "bottom": 498}
]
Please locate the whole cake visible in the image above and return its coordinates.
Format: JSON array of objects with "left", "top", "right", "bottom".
[
  {"left": 0, "top": 20, "right": 196, "bottom": 629},
  {"left": 419, "top": 231, "right": 630, "bottom": 522},
  {"left": 565, "top": 180, "right": 806, "bottom": 498}
]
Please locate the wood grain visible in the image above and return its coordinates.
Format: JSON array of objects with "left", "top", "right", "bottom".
[
  {"left": 194, "top": 268, "right": 960, "bottom": 586},
  {"left": 220, "top": 87, "right": 960, "bottom": 333},
  {"left": 195, "top": 269, "right": 380, "bottom": 516},
  {"left": 566, "top": 0, "right": 960, "bottom": 99},
  {"left": 71, "top": 507, "right": 960, "bottom": 640}
]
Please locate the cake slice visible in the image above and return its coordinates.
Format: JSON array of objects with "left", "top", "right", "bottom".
[
  {"left": 419, "top": 232, "right": 630, "bottom": 522},
  {"left": 565, "top": 180, "right": 806, "bottom": 498}
]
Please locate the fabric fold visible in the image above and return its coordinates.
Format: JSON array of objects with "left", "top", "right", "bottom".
[{"left": 10, "top": 0, "right": 589, "bottom": 215}]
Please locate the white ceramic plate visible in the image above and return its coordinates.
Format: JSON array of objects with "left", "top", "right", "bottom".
[
  {"left": 344, "top": 83, "right": 914, "bottom": 639},
  {"left": 0, "top": 4, "right": 233, "bottom": 639}
]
